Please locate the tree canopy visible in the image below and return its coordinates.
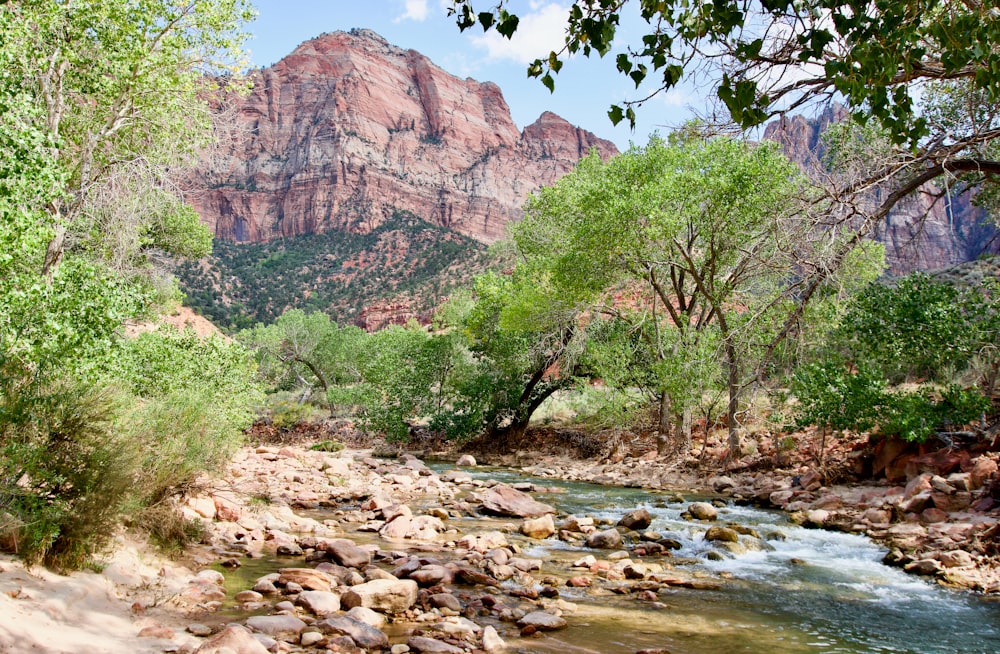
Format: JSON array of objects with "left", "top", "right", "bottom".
[{"left": 450, "top": 1, "right": 1000, "bottom": 144}]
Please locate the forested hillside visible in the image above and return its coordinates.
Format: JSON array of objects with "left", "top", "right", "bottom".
[{"left": 176, "top": 211, "right": 491, "bottom": 329}]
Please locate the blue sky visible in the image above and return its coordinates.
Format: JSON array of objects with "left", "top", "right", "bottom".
[{"left": 246, "top": 0, "right": 708, "bottom": 150}]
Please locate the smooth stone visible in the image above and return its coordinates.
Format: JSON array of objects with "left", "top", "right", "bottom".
[
  {"left": 407, "top": 635, "right": 465, "bottom": 653},
  {"left": 482, "top": 625, "right": 506, "bottom": 653},
  {"left": 345, "top": 605, "right": 386, "bottom": 629},
  {"left": 324, "top": 539, "right": 372, "bottom": 568},
  {"left": 618, "top": 508, "right": 653, "bottom": 530},
  {"left": 195, "top": 625, "right": 270, "bottom": 654},
  {"left": 517, "top": 611, "right": 568, "bottom": 631},
  {"left": 318, "top": 615, "right": 390, "bottom": 649},
  {"left": 586, "top": 528, "right": 622, "bottom": 549},
  {"left": 340, "top": 578, "right": 419, "bottom": 613},
  {"left": 688, "top": 502, "right": 718, "bottom": 520},
  {"left": 297, "top": 590, "right": 341, "bottom": 616},
  {"left": 245, "top": 614, "right": 307, "bottom": 641},
  {"left": 480, "top": 485, "right": 556, "bottom": 518},
  {"left": 521, "top": 514, "right": 556, "bottom": 539}
]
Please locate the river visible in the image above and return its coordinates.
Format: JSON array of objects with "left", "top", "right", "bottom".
[{"left": 217, "top": 461, "right": 1000, "bottom": 653}]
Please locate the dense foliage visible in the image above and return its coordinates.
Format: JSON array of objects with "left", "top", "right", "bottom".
[
  {"left": 0, "top": 0, "right": 260, "bottom": 569},
  {"left": 793, "top": 271, "right": 999, "bottom": 449},
  {"left": 176, "top": 211, "right": 490, "bottom": 329}
]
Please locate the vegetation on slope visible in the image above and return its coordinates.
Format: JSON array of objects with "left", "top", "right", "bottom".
[{"left": 175, "top": 211, "right": 492, "bottom": 329}]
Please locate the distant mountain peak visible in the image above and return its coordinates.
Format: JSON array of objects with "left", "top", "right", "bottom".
[{"left": 187, "top": 30, "right": 617, "bottom": 245}]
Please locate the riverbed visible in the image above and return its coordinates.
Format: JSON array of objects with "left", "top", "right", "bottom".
[{"left": 213, "top": 456, "right": 1000, "bottom": 654}]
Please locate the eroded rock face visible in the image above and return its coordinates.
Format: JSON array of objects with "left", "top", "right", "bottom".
[
  {"left": 189, "top": 29, "right": 617, "bottom": 245},
  {"left": 763, "top": 105, "right": 1000, "bottom": 274}
]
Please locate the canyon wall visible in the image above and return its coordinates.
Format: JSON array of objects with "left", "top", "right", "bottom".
[{"left": 189, "top": 29, "right": 617, "bottom": 244}]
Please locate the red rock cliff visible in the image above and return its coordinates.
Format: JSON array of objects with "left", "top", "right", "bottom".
[
  {"left": 189, "top": 29, "right": 617, "bottom": 244},
  {"left": 764, "top": 105, "right": 1000, "bottom": 274}
]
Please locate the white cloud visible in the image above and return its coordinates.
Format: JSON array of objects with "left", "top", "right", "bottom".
[
  {"left": 469, "top": 2, "right": 570, "bottom": 65},
  {"left": 394, "top": 0, "right": 429, "bottom": 23}
]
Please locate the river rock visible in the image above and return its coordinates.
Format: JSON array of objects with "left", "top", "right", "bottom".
[
  {"left": 704, "top": 526, "right": 740, "bottom": 543},
  {"left": 517, "top": 611, "right": 568, "bottom": 631},
  {"left": 318, "top": 615, "right": 390, "bottom": 649},
  {"left": 969, "top": 456, "right": 998, "bottom": 489},
  {"left": 561, "top": 515, "right": 595, "bottom": 532},
  {"left": 586, "top": 528, "right": 623, "bottom": 549},
  {"left": 278, "top": 568, "right": 332, "bottom": 592},
  {"left": 905, "top": 558, "right": 943, "bottom": 576},
  {"left": 430, "top": 592, "right": 463, "bottom": 612},
  {"left": 688, "top": 502, "right": 718, "bottom": 520},
  {"left": 297, "top": 590, "right": 341, "bottom": 616},
  {"left": 456, "top": 454, "right": 477, "bottom": 466},
  {"left": 245, "top": 615, "right": 307, "bottom": 641},
  {"left": 457, "top": 531, "right": 508, "bottom": 552},
  {"left": 521, "top": 514, "right": 556, "bottom": 538},
  {"left": 931, "top": 490, "right": 972, "bottom": 513},
  {"left": 341, "top": 578, "right": 418, "bottom": 613},
  {"left": 408, "top": 635, "right": 465, "bottom": 653},
  {"left": 618, "top": 508, "right": 653, "bottom": 531},
  {"left": 346, "top": 605, "right": 386, "bottom": 629},
  {"left": 409, "top": 564, "right": 453, "bottom": 586},
  {"left": 196, "top": 625, "right": 270, "bottom": 654},
  {"left": 480, "top": 485, "right": 555, "bottom": 517},
  {"left": 323, "top": 539, "right": 372, "bottom": 568},
  {"left": 482, "top": 625, "right": 506, "bottom": 653}
]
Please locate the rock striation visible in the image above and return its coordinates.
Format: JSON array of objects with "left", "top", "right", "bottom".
[
  {"left": 189, "top": 29, "right": 617, "bottom": 245},
  {"left": 763, "top": 105, "right": 1000, "bottom": 274}
]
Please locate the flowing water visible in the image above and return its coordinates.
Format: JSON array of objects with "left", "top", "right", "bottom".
[
  {"left": 218, "top": 463, "right": 1000, "bottom": 653},
  {"left": 427, "top": 465, "right": 1000, "bottom": 654}
]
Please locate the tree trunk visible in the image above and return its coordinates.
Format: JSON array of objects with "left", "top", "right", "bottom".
[
  {"left": 656, "top": 390, "right": 672, "bottom": 456},
  {"left": 675, "top": 405, "right": 692, "bottom": 452},
  {"left": 725, "top": 337, "right": 741, "bottom": 459},
  {"left": 41, "top": 222, "right": 66, "bottom": 280}
]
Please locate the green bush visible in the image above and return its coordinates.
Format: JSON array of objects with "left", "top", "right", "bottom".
[{"left": 0, "top": 380, "right": 138, "bottom": 569}]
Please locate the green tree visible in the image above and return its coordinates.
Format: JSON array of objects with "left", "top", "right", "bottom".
[
  {"left": 1, "top": 0, "right": 252, "bottom": 280},
  {"left": 437, "top": 271, "right": 590, "bottom": 451},
  {"left": 238, "top": 310, "right": 367, "bottom": 416},
  {"left": 452, "top": 2, "right": 1000, "bottom": 324},
  {"left": 513, "top": 134, "right": 875, "bottom": 455}
]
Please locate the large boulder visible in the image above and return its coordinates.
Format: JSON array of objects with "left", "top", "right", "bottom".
[
  {"left": 318, "top": 615, "right": 389, "bottom": 650},
  {"left": 480, "top": 485, "right": 555, "bottom": 518},
  {"left": 586, "top": 528, "right": 622, "bottom": 549},
  {"left": 340, "top": 578, "right": 418, "bottom": 613},
  {"left": 618, "top": 508, "right": 653, "bottom": 531}
]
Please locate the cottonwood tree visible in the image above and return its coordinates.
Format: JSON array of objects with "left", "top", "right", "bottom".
[
  {"left": 513, "top": 134, "right": 881, "bottom": 456},
  {"left": 238, "top": 310, "right": 367, "bottom": 415},
  {"left": 436, "top": 271, "right": 591, "bottom": 452},
  {"left": 2, "top": 0, "right": 253, "bottom": 280}
]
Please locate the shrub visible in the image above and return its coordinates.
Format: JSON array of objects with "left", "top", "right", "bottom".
[{"left": 0, "top": 380, "right": 138, "bottom": 569}]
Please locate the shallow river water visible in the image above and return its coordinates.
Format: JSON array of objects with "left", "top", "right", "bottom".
[{"left": 221, "top": 463, "right": 1000, "bottom": 654}]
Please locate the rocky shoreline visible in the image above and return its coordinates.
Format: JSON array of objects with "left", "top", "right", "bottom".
[{"left": 3, "top": 440, "right": 997, "bottom": 653}]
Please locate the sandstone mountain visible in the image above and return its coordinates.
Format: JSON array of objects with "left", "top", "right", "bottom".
[
  {"left": 763, "top": 105, "right": 1000, "bottom": 274},
  {"left": 188, "top": 29, "right": 617, "bottom": 245}
]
